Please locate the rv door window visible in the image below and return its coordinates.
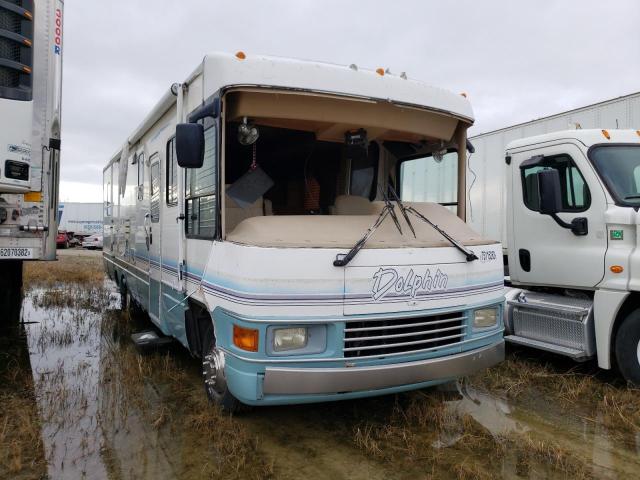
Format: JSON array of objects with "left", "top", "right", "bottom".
[
  {"left": 166, "top": 138, "right": 178, "bottom": 206},
  {"left": 150, "top": 158, "right": 160, "bottom": 223},
  {"left": 137, "top": 152, "right": 145, "bottom": 201},
  {"left": 186, "top": 124, "right": 217, "bottom": 238}
]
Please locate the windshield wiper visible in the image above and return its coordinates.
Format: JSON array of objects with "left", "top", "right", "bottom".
[
  {"left": 624, "top": 195, "right": 640, "bottom": 200},
  {"left": 388, "top": 186, "right": 478, "bottom": 262},
  {"left": 333, "top": 200, "right": 400, "bottom": 267}
]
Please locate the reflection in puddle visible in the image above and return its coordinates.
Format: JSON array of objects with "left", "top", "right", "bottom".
[{"left": 1, "top": 264, "right": 638, "bottom": 479}]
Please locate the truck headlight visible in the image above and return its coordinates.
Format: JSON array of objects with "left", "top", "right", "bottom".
[
  {"left": 273, "top": 327, "right": 308, "bottom": 352},
  {"left": 473, "top": 308, "right": 498, "bottom": 328}
]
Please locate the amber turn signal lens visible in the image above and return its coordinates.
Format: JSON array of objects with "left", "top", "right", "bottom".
[
  {"left": 233, "top": 325, "right": 259, "bottom": 352},
  {"left": 235, "top": 51, "right": 246, "bottom": 60},
  {"left": 610, "top": 265, "right": 624, "bottom": 274}
]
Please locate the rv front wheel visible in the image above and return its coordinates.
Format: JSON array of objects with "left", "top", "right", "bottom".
[
  {"left": 202, "top": 325, "right": 243, "bottom": 412},
  {"left": 615, "top": 309, "right": 640, "bottom": 385}
]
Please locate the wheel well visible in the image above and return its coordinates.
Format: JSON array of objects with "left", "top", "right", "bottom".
[
  {"left": 185, "top": 300, "right": 213, "bottom": 358},
  {"left": 610, "top": 291, "right": 640, "bottom": 365}
]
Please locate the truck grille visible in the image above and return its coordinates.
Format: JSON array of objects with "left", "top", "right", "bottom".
[{"left": 343, "top": 311, "right": 467, "bottom": 358}]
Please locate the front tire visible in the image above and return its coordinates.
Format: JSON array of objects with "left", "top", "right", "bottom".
[
  {"left": 201, "top": 324, "right": 243, "bottom": 413},
  {"left": 615, "top": 309, "right": 640, "bottom": 385}
]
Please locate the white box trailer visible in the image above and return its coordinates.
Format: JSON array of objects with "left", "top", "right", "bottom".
[
  {"left": 0, "top": 0, "right": 64, "bottom": 323},
  {"left": 402, "top": 92, "right": 640, "bottom": 384},
  {"left": 57, "top": 202, "right": 102, "bottom": 236}
]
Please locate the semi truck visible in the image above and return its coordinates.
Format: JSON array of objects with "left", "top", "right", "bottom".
[
  {"left": 403, "top": 92, "right": 640, "bottom": 384},
  {"left": 0, "top": 0, "right": 63, "bottom": 324},
  {"left": 103, "top": 51, "right": 505, "bottom": 410}
]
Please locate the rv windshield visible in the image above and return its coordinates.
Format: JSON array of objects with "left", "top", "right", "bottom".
[
  {"left": 399, "top": 151, "right": 458, "bottom": 213},
  {"left": 590, "top": 145, "right": 640, "bottom": 206}
]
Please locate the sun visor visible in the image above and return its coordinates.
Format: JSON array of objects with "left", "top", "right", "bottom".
[{"left": 226, "top": 167, "right": 274, "bottom": 209}]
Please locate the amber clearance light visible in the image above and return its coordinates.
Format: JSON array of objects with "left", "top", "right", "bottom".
[
  {"left": 610, "top": 265, "right": 624, "bottom": 274},
  {"left": 233, "top": 325, "right": 259, "bottom": 352}
]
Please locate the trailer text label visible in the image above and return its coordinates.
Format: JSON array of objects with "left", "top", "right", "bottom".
[
  {"left": 371, "top": 267, "right": 448, "bottom": 301},
  {"left": 54, "top": 9, "right": 62, "bottom": 55}
]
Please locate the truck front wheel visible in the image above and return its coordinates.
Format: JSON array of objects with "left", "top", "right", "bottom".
[
  {"left": 615, "top": 309, "right": 640, "bottom": 385},
  {"left": 201, "top": 324, "right": 244, "bottom": 413}
]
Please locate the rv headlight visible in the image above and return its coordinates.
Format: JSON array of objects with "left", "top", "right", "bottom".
[
  {"left": 273, "top": 327, "right": 308, "bottom": 352},
  {"left": 473, "top": 308, "right": 498, "bottom": 328}
]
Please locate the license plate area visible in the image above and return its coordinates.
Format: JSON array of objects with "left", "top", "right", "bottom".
[{"left": 0, "top": 247, "right": 34, "bottom": 259}]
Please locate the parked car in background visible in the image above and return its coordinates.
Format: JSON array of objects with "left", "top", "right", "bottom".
[
  {"left": 82, "top": 234, "right": 103, "bottom": 250},
  {"left": 56, "top": 231, "right": 70, "bottom": 249}
]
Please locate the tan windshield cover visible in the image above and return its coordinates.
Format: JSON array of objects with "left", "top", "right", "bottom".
[{"left": 227, "top": 201, "right": 496, "bottom": 248}]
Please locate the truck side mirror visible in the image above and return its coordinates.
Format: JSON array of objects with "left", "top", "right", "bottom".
[
  {"left": 537, "top": 169, "right": 562, "bottom": 215},
  {"left": 176, "top": 123, "right": 204, "bottom": 168}
]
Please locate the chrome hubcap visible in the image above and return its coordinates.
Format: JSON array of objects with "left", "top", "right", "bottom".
[{"left": 203, "top": 348, "right": 226, "bottom": 397}]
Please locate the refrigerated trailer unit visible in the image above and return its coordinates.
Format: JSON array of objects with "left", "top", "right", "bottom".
[
  {"left": 103, "top": 52, "right": 505, "bottom": 409},
  {"left": 57, "top": 202, "right": 103, "bottom": 235},
  {"left": 0, "top": 0, "right": 64, "bottom": 322},
  {"left": 403, "top": 92, "right": 640, "bottom": 383}
]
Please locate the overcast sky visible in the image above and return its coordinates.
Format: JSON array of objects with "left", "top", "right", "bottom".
[{"left": 59, "top": 0, "right": 640, "bottom": 202}]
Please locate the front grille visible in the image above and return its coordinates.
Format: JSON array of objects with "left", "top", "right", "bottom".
[
  {"left": 0, "top": 8, "right": 22, "bottom": 34},
  {"left": 0, "top": 67, "right": 18, "bottom": 88},
  {"left": 343, "top": 311, "right": 467, "bottom": 358},
  {"left": 0, "top": 37, "right": 20, "bottom": 61}
]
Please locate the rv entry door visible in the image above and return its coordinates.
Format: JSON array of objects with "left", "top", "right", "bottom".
[{"left": 148, "top": 158, "right": 161, "bottom": 322}]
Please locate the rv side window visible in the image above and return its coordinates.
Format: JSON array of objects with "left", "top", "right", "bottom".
[
  {"left": 399, "top": 151, "right": 458, "bottom": 213},
  {"left": 137, "top": 152, "right": 145, "bottom": 201},
  {"left": 166, "top": 137, "right": 178, "bottom": 206},
  {"left": 521, "top": 154, "right": 590, "bottom": 212},
  {"left": 150, "top": 157, "right": 160, "bottom": 223},
  {"left": 186, "top": 122, "right": 217, "bottom": 238}
]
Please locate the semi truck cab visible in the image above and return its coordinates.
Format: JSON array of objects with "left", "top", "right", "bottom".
[{"left": 503, "top": 129, "right": 640, "bottom": 383}]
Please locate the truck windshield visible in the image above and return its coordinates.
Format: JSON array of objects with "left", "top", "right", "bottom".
[{"left": 590, "top": 145, "right": 640, "bottom": 206}]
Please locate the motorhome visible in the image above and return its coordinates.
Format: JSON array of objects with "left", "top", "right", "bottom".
[
  {"left": 404, "top": 93, "right": 640, "bottom": 384},
  {"left": 103, "top": 52, "right": 505, "bottom": 409},
  {"left": 0, "top": 0, "right": 64, "bottom": 324}
]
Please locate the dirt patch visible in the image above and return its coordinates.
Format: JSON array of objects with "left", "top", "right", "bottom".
[
  {"left": 23, "top": 250, "right": 105, "bottom": 288},
  {"left": 0, "top": 335, "right": 47, "bottom": 480}
]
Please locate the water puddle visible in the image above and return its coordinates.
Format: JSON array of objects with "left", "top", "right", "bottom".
[{"left": 1, "top": 258, "right": 638, "bottom": 479}]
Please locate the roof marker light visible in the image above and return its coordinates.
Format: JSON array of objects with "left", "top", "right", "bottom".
[
  {"left": 636, "top": 130, "right": 640, "bottom": 137},
  {"left": 235, "top": 51, "right": 246, "bottom": 60},
  {"left": 349, "top": 64, "right": 358, "bottom": 71},
  {"left": 375, "top": 68, "right": 385, "bottom": 76},
  {"left": 602, "top": 129, "right": 611, "bottom": 140},
  {"left": 400, "top": 72, "right": 407, "bottom": 80},
  {"left": 460, "top": 92, "right": 468, "bottom": 98}
]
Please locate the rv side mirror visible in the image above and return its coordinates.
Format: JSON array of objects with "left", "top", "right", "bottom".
[
  {"left": 537, "top": 169, "right": 562, "bottom": 215},
  {"left": 176, "top": 123, "right": 204, "bottom": 168}
]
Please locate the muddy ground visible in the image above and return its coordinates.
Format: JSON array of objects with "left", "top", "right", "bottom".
[{"left": 1, "top": 250, "right": 639, "bottom": 480}]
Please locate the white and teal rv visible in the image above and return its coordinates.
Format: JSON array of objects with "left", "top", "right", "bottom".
[{"left": 103, "top": 52, "right": 504, "bottom": 409}]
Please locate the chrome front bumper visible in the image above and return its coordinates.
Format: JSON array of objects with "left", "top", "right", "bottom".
[{"left": 262, "top": 340, "right": 504, "bottom": 395}]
